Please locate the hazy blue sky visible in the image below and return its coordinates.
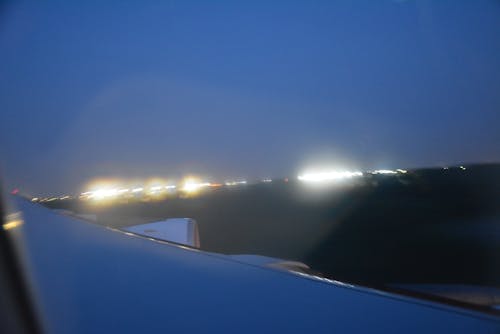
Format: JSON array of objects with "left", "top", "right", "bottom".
[{"left": 1, "top": 1, "right": 499, "bottom": 195}]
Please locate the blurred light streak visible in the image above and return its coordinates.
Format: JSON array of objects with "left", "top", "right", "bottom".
[
  {"left": 182, "top": 178, "right": 211, "bottom": 193},
  {"left": 225, "top": 180, "right": 247, "bottom": 186},
  {"left": 3, "top": 213, "right": 24, "bottom": 231},
  {"left": 371, "top": 170, "right": 397, "bottom": 175},
  {"left": 298, "top": 170, "right": 362, "bottom": 183},
  {"left": 3, "top": 220, "right": 23, "bottom": 231}
]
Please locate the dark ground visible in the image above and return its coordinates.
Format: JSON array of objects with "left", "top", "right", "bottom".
[{"left": 46, "top": 164, "right": 500, "bottom": 288}]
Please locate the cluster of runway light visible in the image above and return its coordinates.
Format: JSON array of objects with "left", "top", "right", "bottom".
[
  {"left": 82, "top": 168, "right": 409, "bottom": 200},
  {"left": 25, "top": 163, "right": 474, "bottom": 204},
  {"left": 28, "top": 177, "right": 267, "bottom": 203},
  {"left": 74, "top": 176, "right": 254, "bottom": 202}
]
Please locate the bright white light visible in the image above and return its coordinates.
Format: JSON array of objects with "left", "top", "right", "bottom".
[
  {"left": 150, "top": 186, "right": 163, "bottom": 191},
  {"left": 182, "top": 179, "right": 211, "bottom": 193},
  {"left": 459, "top": 166, "right": 466, "bottom": 170},
  {"left": 298, "top": 171, "right": 363, "bottom": 182},
  {"left": 261, "top": 179, "right": 272, "bottom": 183},
  {"left": 131, "top": 187, "right": 143, "bottom": 193},
  {"left": 165, "top": 185, "right": 177, "bottom": 189},
  {"left": 88, "top": 188, "right": 119, "bottom": 200},
  {"left": 184, "top": 183, "right": 210, "bottom": 192},
  {"left": 371, "top": 170, "right": 397, "bottom": 175},
  {"left": 225, "top": 180, "right": 247, "bottom": 186},
  {"left": 396, "top": 169, "right": 407, "bottom": 174}
]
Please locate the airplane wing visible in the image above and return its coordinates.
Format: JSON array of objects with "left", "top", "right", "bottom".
[{"left": 4, "top": 197, "right": 499, "bottom": 333}]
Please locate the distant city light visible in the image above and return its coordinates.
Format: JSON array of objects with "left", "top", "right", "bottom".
[
  {"left": 298, "top": 170, "right": 363, "bottom": 183},
  {"left": 459, "top": 166, "right": 466, "bottom": 170},
  {"left": 261, "top": 179, "right": 272, "bottom": 183}
]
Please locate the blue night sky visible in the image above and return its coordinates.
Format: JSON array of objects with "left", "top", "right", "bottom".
[{"left": 1, "top": 1, "right": 499, "bottom": 195}]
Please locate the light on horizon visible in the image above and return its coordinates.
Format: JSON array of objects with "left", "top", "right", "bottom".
[
  {"left": 181, "top": 178, "right": 211, "bottom": 193},
  {"left": 225, "top": 180, "right": 247, "bottom": 186},
  {"left": 371, "top": 169, "right": 397, "bottom": 175},
  {"left": 298, "top": 170, "right": 363, "bottom": 183}
]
